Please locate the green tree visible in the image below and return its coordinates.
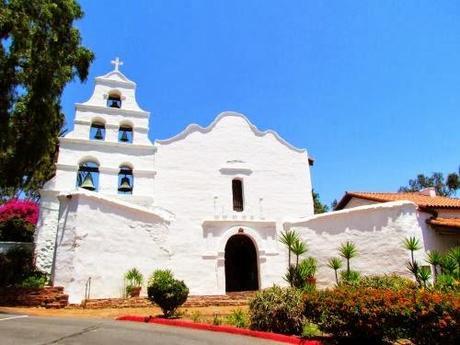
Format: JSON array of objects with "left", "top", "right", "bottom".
[
  {"left": 312, "top": 189, "right": 329, "bottom": 214},
  {"left": 0, "top": 0, "right": 94, "bottom": 198},
  {"left": 398, "top": 170, "right": 460, "bottom": 197}
]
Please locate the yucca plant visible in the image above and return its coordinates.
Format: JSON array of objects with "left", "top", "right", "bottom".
[
  {"left": 406, "top": 260, "right": 420, "bottom": 286},
  {"left": 291, "top": 238, "right": 308, "bottom": 267},
  {"left": 279, "top": 229, "right": 300, "bottom": 268},
  {"left": 426, "top": 250, "right": 442, "bottom": 282},
  {"left": 327, "top": 257, "right": 343, "bottom": 285},
  {"left": 440, "top": 255, "right": 457, "bottom": 276},
  {"left": 447, "top": 246, "right": 460, "bottom": 278},
  {"left": 339, "top": 241, "right": 358, "bottom": 275},
  {"left": 418, "top": 266, "right": 432, "bottom": 288},
  {"left": 403, "top": 236, "right": 422, "bottom": 265}
]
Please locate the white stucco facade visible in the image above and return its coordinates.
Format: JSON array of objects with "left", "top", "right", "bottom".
[
  {"left": 35, "top": 62, "right": 315, "bottom": 303},
  {"left": 35, "top": 62, "right": 458, "bottom": 303}
]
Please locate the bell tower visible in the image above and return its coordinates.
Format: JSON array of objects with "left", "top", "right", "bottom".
[{"left": 42, "top": 57, "right": 156, "bottom": 201}]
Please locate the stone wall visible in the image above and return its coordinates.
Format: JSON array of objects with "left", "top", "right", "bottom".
[{"left": 0, "top": 286, "right": 68, "bottom": 308}]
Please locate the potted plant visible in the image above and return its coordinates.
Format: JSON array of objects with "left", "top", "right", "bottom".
[{"left": 124, "top": 268, "right": 143, "bottom": 298}]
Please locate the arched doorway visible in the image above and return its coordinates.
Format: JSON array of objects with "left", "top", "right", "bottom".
[{"left": 224, "top": 234, "right": 259, "bottom": 292}]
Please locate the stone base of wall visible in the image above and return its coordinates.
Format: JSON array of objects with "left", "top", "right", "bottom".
[
  {"left": 77, "top": 291, "right": 256, "bottom": 309},
  {"left": 0, "top": 286, "right": 69, "bottom": 308}
]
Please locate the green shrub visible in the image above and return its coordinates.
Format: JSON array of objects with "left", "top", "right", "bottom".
[
  {"left": 225, "top": 308, "right": 249, "bottom": 328},
  {"left": 302, "top": 321, "right": 321, "bottom": 338},
  {"left": 357, "top": 274, "right": 416, "bottom": 290},
  {"left": 0, "top": 246, "right": 34, "bottom": 287},
  {"left": 20, "top": 272, "right": 48, "bottom": 288},
  {"left": 249, "top": 285, "right": 304, "bottom": 335},
  {"left": 304, "top": 287, "right": 460, "bottom": 344},
  {"left": 434, "top": 273, "right": 459, "bottom": 292},
  {"left": 339, "top": 269, "right": 360, "bottom": 286},
  {"left": 190, "top": 310, "right": 202, "bottom": 323},
  {"left": 147, "top": 269, "right": 189, "bottom": 318},
  {"left": 0, "top": 216, "right": 35, "bottom": 242},
  {"left": 212, "top": 313, "right": 223, "bottom": 325}
]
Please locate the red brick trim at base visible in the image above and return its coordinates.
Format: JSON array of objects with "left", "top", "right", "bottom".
[
  {"left": 117, "top": 315, "right": 322, "bottom": 345},
  {"left": 0, "top": 286, "right": 68, "bottom": 308}
]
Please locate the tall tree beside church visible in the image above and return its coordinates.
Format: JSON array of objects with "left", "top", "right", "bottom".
[
  {"left": 312, "top": 190, "right": 329, "bottom": 214},
  {"left": 398, "top": 169, "right": 460, "bottom": 197},
  {"left": 0, "top": 0, "right": 94, "bottom": 199}
]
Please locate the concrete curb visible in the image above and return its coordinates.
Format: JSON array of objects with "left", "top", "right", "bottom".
[{"left": 116, "top": 315, "right": 322, "bottom": 344}]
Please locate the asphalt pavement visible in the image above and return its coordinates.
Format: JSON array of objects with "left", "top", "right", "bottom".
[{"left": 0, "top": 313, "right": 286, "bottom": 345}]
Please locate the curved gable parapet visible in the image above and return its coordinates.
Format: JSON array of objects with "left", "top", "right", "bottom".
[
  {"left": 155, "top": 111, "right": 307, "bottom": 154},
  {"left": 97, "top": 70, "right": 136, "bottom": 87}
]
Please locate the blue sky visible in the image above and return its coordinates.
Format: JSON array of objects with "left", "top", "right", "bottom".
[{"left": 62, "top": 1, "right": 460, "bottom": 205}]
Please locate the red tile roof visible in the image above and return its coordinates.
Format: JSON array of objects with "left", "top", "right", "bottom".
[
  {"left": 427, "top": 217, "right": 460, "bottom": 229},
  {"left": 335, "top": 191, "right": 460, "bottom": 211}
]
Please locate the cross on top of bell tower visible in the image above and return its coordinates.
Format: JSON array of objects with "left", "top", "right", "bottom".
[{"left": 111, "top": 57, "right": 123, "bottom": 71}]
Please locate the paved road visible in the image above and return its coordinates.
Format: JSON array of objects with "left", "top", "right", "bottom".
[{"left": 0, "top": 313, "right": 285, "bottom": 345}]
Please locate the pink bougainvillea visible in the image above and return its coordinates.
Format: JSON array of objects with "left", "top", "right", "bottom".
[{"left": 0, "top": 199, "right": 39, "bottom": 225}]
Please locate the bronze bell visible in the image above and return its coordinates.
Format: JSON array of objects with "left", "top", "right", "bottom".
[
  {"left": 80, "top": 173, "right": 96, "bottom": 191},
  {"left": 120, "top": 130, "right": 129, "bottom": 142},
  {"left": 118, "top": 175, "right": 132, "bottom": 192},
  {"left": 94, "top": 127, "right": 103, "bottom": 140}
]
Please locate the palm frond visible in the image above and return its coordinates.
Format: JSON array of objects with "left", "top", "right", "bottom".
[
  {"left": 327, "top": 257, "right": 343, "bottom": 270},
  {"left": 339, "top": 241, "right": 357, "bottom": 259},
  {"left": 403, "top": 236, "right": 422, "bottom": 251}
]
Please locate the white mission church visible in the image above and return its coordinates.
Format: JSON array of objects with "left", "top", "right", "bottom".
[{"left": 35, "top": 59, "right": 460, "bottom": 303}]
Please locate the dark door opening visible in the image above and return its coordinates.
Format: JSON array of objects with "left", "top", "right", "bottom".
[{"left": 225, "top": 234, "right": 259, "bottom": 292}]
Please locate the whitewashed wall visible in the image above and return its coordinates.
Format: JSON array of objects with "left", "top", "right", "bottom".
[
  {"left": 152, "top": 112, "right": 313, "bottom": 295},
  {"left": 284, "top": 201, "right": 434, "bottom": 288},
  {"left": 53, "top": 192, "right": 172, "bottom": 303}
]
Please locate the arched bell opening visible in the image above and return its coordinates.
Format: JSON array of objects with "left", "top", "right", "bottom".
[
  {"left": 118, "top": 165, "right": 133, "bottom": 194},
  {"left": 90, "top": 121, "right": 105, "bottom": 141},
  {"left": 107, "top": 90, "right": 122, "bottom": 108},
  {"left": 224, "top": 234, "right": 259, "bottom": 292},
  {"left": 77, "top": 161, "right": 99, "bottom": 191},
  {"left": 118, "top": 124, "right": 133, "bottom": 143}
]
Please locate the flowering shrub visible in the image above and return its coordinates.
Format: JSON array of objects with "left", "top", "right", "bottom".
[
  {"left": 413, "top": 290, "right": 460, "bottom": 345},
  {"left": 249, "top": 285, "right": 304, "bottom": 335},
  {"left": 0, "top": 199, "right": 39, "bottom": 225},
  {"left": 0, "top": 199, "right": 39, "bottom": 242},
  {"left": 304, "top": 287, "right": 460, "bottom": 344}
]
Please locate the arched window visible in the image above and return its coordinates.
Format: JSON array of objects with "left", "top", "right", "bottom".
[
  {"left": 118, "top": 165, "right": 133, "bottom": 194},
  {"left": 232, "top": 179, "right": 244, "bottom": 212},
  {"left": 77, "top": 161, "right": 99, "bottom": 191},
  {"left": 107, "top": 91, "right": 122, "bottom": 108},
  {"left": 118, "top": 125, "right": 133, "bottom": 143},
  {"left": 90, "top": 121, "right": 105, "bottom": 140}
]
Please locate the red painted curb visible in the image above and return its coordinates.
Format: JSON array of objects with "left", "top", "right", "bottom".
[{"left": 116, "top": 315, "right": 322, "bottom": 345}]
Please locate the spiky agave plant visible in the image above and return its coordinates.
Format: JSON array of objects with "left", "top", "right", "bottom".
[
  {"left": 279, "top": 229, "right": 300, "bottom": 268},
  {"left": 406, "top": 260, "right": 421, "bottom": 286},
  {"left": 403, "top": 236, "right": 422, "bottom": 265},
  {"left": 291, "top": 238, "right": 308, "bottom": 268},
  {"left": 327, "top": 257, "right": 343, "bottom": 285},
  {"left": 418, "top": 266, "right": 432, "bottom": 288},
  {"left": 339, "top": 241, "right": 358, "bottom": 275},
  {"left": 426, "top": 250, "right": 442, "bottom": 282},
  {"left": 448, "top": 246, "right": 460, "bottom": 279}
]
